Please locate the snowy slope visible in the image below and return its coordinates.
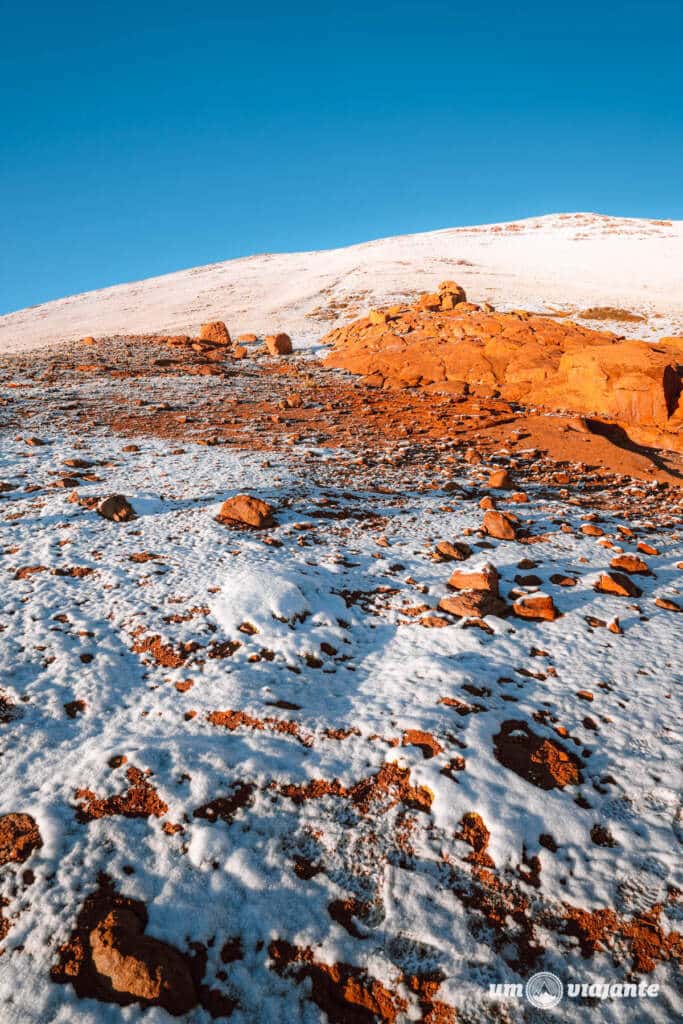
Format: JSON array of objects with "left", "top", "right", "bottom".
[{"left": 1, "top": 212, "right": 683, "bottom": 353}]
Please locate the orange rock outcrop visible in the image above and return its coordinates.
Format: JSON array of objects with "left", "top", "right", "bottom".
[{"left": 323, "top": 283, "right": 683, "bottom": 451}]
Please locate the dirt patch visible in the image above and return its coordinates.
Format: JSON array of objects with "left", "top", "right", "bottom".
[
  {"left": 269, "top": 940, "right": 407, "bottom": 1024},
  {"left": 75, "top": 766, "right": 168, "bottom": 822},
  {"left": 492, "top": 720, "right": 582, "bottom": 789}
]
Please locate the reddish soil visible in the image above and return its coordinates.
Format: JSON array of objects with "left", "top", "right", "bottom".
[
  {"left": 269, "top": 940, "right": 407, "bottom": 1024},
  {"left": 75, "top": 766, "right": 168, "bottom": 822}
]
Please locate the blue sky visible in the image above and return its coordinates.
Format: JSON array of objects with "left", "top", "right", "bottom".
[{"left": 1, "top": 1, "right": 681, "bottom": 314}]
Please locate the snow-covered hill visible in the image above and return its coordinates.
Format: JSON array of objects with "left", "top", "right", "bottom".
[{"left": 2, "top": 212, "right": 683, "bottom": 353}]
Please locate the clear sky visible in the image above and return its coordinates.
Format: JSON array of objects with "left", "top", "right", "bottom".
[{"left": 2, "top": 0, "right": 682, "bottom": 314}]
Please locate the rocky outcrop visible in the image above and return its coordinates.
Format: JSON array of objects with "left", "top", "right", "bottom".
[{"left": 323, "top": 286, "right": 683, "bottom": 451}]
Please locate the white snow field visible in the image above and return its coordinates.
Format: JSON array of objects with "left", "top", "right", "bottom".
[
  {"left": 0, "top": 425, "right": 682, "bottom": 1023},
  {"left": 1, "top": 212, "right": 683, "bottom": 354}
]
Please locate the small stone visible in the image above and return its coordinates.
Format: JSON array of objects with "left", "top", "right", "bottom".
[
  {"left": 434, "top": 540, "right": 472, "bottom": 562},
  {"left": 265, "top": 333, "right": 293, "bottom": 355},
  {"left": 482, "top": 510, "right": 518, "bottom": 540}
]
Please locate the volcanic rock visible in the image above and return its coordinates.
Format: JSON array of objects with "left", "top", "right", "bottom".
[
  {"left": 217, "top": 494, "right": 276, "bottom": 529},
  {"left": 96, "top": 495, "right": 136, "bottom": 523},
  {"left": 488, "top": 468, "right": 513, "bottom": 489},
  {"left": 447, "top": 563, "right": 499, "bottom": 595},
  {"left": 89, "top": 909, "right": 196, "bottom": 1012},
  {"left": 493, "top": 720, "right": 582, "bottom": 789},
  {"left": 439, "top": 590, "right": 507, "bottom": 618},
  {"left": 434, "top": 540, "right": 472, "bottom": 562},
  {"left": 0, "top": 813, "right": 42, "bottom": 866},
  {"left": 610, "top": 554, "right": 651, "bottom": 575},
  {"left": 513, "top": 593, "right": 559, "bottom": 621},
  {"left": 482, "top": 510, "right": 518, "bottom": 540},
  {"left": 52, "top": 880, "right": 198, "bottom": 1015},
  {"left": 265, "top": 333, "right": 293, "bottom": 355},
  {"left": 322, "top": 290, "right": 683, "bottom": 451},
  {"left": 198, "top": 321, "right": 231, "bottom": 346},
  {"left": 595, "top": 572, "right": 642, "bottom": 598}
]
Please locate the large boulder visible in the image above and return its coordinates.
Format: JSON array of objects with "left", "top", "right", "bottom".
[
  {"left": 216, "top": 494, "right": 276, "bottom": 529},
  {"left": 198, "top": 321, "right": 231, "bottom": 346}
]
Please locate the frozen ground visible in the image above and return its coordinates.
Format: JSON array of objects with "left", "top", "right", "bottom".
[
  {"left": 1, "top": 212, "right": 683, "bottom": 354},
  {"left": 0, "top": 415, "right": 681, "bottom": 1022}
]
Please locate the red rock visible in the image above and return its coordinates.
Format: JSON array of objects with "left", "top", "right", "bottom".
[
  {"left": 233, "top": 345, "right": 248, "bottom": 359},
  {"left": 52, "top": 881, "right": 197, "bottom": 1015},
  {"left": 513, "top": 593, "right": 559, "bottom": 621},
  {"left": 439, "top": 590, "right": 507, "bottom": 618},
  {"left": 447, "top": 563, "right": 499, "bottom": 595},
  {"left": 493, "top": 720, "right": 582, "bottom": 789},
  {"left": 581, "top": 523, "right": 605, "bottom": 537},
  {"left": 402, "top": 729, "right": 443, "bottom": 758},
  {"left": 322, "top": 293, "right": 683, "bottom": 453},
  {"left": 550, "top": 573, "right": 578, "bottom": 587},
  {"left": 237, "top": 333, "right": 258, "bottom": 343},
  {"left": 438, "top": 280, "right": 467, "bottom": 308},
  {"left": 417, "top": 292, "right": 442, "bottom": 312},
  {"left": 216, "top": 494, "right": 276, "bottom": 529},
  {"left": 81, "top": 336, "right": 96, "bottom": 346},
  {"left": 482, "top": 510, "right": 518, "bottom": 540},
  {"left": 595, "top": 572, "right": 642, "bottom": 597},
  {"left": 610, "top": 554, "right": 650, "bottom": 574},
  {"left": 488, "top": 468, "right": 513, "bottom": 489},
  {"left": 0, "top": 813, "right": 42, "bottom": 866},
  {"left": 434, "top": 540, "right": 472, "bottom": 562},
  {"left": 420, "top": 615, "right": 451, "bottom": 628},
  {"left": 655, "top": 596, "right": 682, "bottom": 612},
  {"left": 97, "top": 495, "right": 136, "bottom": 523},
  {"left": 198, "top": 321, "right": 231, "bottom": 346},
  {"left": 265, "top": 333, "right": 293, "bottom": 355}
]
